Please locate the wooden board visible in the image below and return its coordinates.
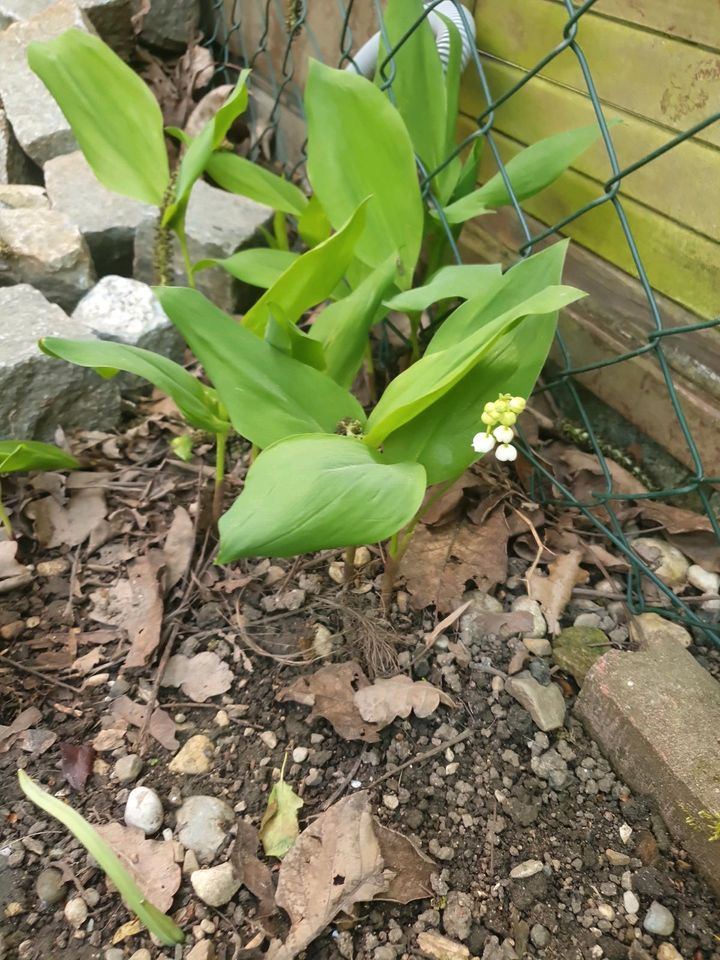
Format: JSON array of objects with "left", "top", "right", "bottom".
[
  {"left": 459, "top": 60, "right": 720, "bottom": 242},
  {"left": 471, "top": 0, "right": 720, "bottom": 148},
  {"left": 544, "top": 0, "right": 720, "bottom": 49}
]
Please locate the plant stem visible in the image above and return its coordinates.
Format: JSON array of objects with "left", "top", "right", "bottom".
[
  {"left": 364, "top": 342, "right": 377, "bottom": 404},
  {"left": 212, "top": 432, "right": 226, "bottom": 523},
  {"left": 343, "top": 546, "right": 357, "bottom": 585},
  {"left": 177, "top": 226, "right": 196, "bottom": 289},
  {"left": 408, "top": 312, "right": 421, "bottom": 362},
  {"left": 273, "top": 210, "right": 289, "bottom": 251}
]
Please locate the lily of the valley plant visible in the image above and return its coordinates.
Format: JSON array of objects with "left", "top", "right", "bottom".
[{"left": 28, "top": 0, "right": 596, "bottom": 599}]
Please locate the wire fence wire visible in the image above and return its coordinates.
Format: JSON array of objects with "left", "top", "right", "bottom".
[{"left": 203, "top": 0, "right": 720, "bottom": 644}]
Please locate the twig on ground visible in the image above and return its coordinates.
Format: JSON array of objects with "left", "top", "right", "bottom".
[
  {"left": 317, "top": 750, "right": 366, "bottom": 812},
  {"left": 363, "top": 728, "right": 472, "bottom": 790},
  {"left": 0, "top": 652, "right": 83, "bottom": 694}
]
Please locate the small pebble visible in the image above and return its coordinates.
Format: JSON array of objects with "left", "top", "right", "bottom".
[
  {"left": 105, "top": 951, "right": 125, "bottom": 960},
  {"left": 188, "top": 942, "right": 216, "bottom": 960},
  {"left": 37, "top": 558, "right": 69, "bottom": 577},
  {"left": 529, "top": 924, "right": 550, "bottom": 948},
  {"left": 656, "top": 945, "right": 683, "bottom": 960},
  {"left": 606, "top": 848, "right": 631, "bottom": 867},
  {"left": 129, "top": 950, "right": 152, "bottom": 960},
  {"left": 113, "top": 754, "right": 143, "bottom": 784},
  {"left": 260, "top": 731, "right": 278, "bottom": 750},
  {"left": 687, "top": 564, "right": 720, "bottom": 595},
  {"left": 191, "top": 862, "right": 241, "bottom": 907},
  {"left": 292, "top": 746, "right": 309, "bottom": 763},
  {"left": 383, "top": 794, "right": 399, "bottom": 810},
  {"left": 619, "top": 823, "right": 633, "bottom": 844},
  {"left": 64, "top": 897, "right": 88, "bottom": 928},
  {"left": 509, "top": 858, "right": 543, "bottom": 879},
  {"left": 35, "top": 867, "right": 67, "bottom": 904},
  {"left": 124, "top": 786, "right": 163, "bottom": 835},
  {"left": 168, "top": 735, "right": 215, "bottom": 775},
  {"left": 214, "top": 709, "right": 230, "bottom": 727},
  {"left": 642, "top": 901, "right": 675, "bottom": 937}
]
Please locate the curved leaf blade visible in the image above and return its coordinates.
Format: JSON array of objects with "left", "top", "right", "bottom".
[
  {"left": 0, "top": 441, "right": 79, "bottom": 474},
  {"left": 217, "top": 435, "right": 426, "bottom": 561},
  {"left": 206, "top": 151, "right": 308, "bottom": 216},
  {"left": 27, "top": 29, "right": 169, "bottom": 206},
  {"left": 385, "top": 263, "right": 502, "bottom": 314},
  {"left": 194, "top": 248, "right": 298, "bottom": 288}
]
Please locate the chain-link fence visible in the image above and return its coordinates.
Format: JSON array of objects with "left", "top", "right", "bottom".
[{"left": 202, "top": 0, "right": 720, "bottom": 644}]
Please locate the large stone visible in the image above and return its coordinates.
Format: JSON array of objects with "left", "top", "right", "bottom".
[
  {"left": 0, "top": 0, "right": 52, "bottom": 29},
  {"left": 0, "top": 105, "right": 37, "bottom": 185},
  {"left": 0, "top": 0, "right": 94, "bottom": 166},
  {"left": 138, "top": 0, "right": 199, "bottom": 51},
  {"left": 45, "top": 151, "right": 151, "bottom": 276},
  {"left": 176, "top": 795, "right": 234, "bottom": 863},
  {"left": 575, "top": 618, "right": 720, "bottom": 899},
  {"left": 0, "top": 207, "right": 95, "bottom": 310},
  {"left": 0, "top": 185, "right": 48, "bottom": 209},
  {"left": 0, "top": 285, "right": 120, "bottom": 438},
  {"left": 0, "top": 0, "right": 130, "bottom": 53},
  {"left": 133, "top": 179, "right": 272, "bottom": 313},
  {"left": 72, "top": 276, "right": 182, "bottom": 360}
]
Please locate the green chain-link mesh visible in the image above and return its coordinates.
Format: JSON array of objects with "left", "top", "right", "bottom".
[{"left": 202, "top": 0, "right": 720, "bottom": 644}]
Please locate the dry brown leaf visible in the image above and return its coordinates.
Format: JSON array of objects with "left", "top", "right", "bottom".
[
  {"left": 90, "top": 554, "right": 164, "bottom": 668},
  {"left": 354, "top": 676, "right": 453, "bottom": 728},
  {"left": 267, "top": 792, "right": 390, "bottom": 960},
  {"left": 71, "top": 648, "right": 104, "bottom": 676},
  {"left": 0, "top": 539, "right": 32, "bottom": 592},
  {"left": 401, "top": 508, "right": 509, "bottom": 612},
  {"left": 110, "top": 696, "right": 178, "bottom": 752},
  {"left": 95, "top": 823, "right": 181, "bottom": 913},
  {"left": 231, "top": 820, "right": 276, "bottom": 920},
  {"left": 554, "top": 446, "right": 648, "bottom": 497},
  {"left": 161, "top": 651, "right": 233, "bottom": 703},
  {"left": 29, "top": 488, "right": 107, "bottom": 548},
  {"left": 0, "top": 707, "right": 42, "bottom": 753},
  {"left": 60, "top": 743, "right": 96, "bottom": 791},
  {"left": 527, "top": 549, "right": 589, "bottom": 634},
  {"left": 277, "top": 662, "right": 380, "bottom": 743},
  {"left": 668, "top": 531, "right": 720, "bottom": 574},
  {"left": 185, "top": 84, "right": 234, "bottom": 137},
  {"left": 163, "top": 506, "right": 194, "bottom": 591},
  {"left": 373, "top": 822, "right": 435, "bottom": 904},
  {"left": 18, "top": 728, "right": 57, "bottom": 754}
]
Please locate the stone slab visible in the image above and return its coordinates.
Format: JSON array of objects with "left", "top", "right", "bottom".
[
  {"left": 0, "top": 0, "right": 130, "bottom": 54},
  {"left": 0, "top": 105, "right": 38, "bottom": 185},
  {"left": 0, "top": 0, "right": 94, "bottom": 166},
  {"left": 0, "top": 207, "right": 96, "bottom": 310},
  {"left": 45, "top": 151, "right": 151, "bottom": 276},
  {"left": 0, "top": 284, "right": 120, "bottom": 438},
  {"left": 133, "top": 179, "right": 272, "bottom": 313},
  {"left": 138, "top": 0, "right": 199, "bottom": 51},
  {"left": 575, "top": 614, "right": 720, "bottom": 899}
]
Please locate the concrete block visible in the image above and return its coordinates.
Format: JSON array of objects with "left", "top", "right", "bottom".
[
  {"left": 0, "top": 105, "right": 38, "bottom": 185},
  {"left": 0, "top": 284, "right": 120, "bottom": 439},
  {"left": 575, "top": 614, "right": 720, "bottom": 898},
  {"left": 138, "top": 0, "right": 199, "bottom": 51},
  {"left": 45, "top": 151, "right": 151, "bottom": 276},
  {"left": 133, "top": 179, "right": 272, "bottom": 313},
  {"left": 0, "top": 207, "right": 96, "bottom": 311},
  {"left": 0, "top": 0, "right": 95, "bottom": 166}
]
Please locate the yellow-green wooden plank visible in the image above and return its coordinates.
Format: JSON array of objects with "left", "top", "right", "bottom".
[
  {"left": 458, "top": 122, "right": 719, "bottom": 319},
  {"left": 459, "top": 60, "right": 720, "bottom": 241},
  {"left": 471, "top": 0, "right": 720, "bottom": 148}
]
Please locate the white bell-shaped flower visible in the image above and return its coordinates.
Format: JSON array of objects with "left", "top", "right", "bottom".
[
  {"left": 472, "top": 431, "right": 496, "bottom": 454},
  {"left": 492, "top": 425, "right": 514, "bottom": 444},
  {"left": 495, "top": 443, "right": 518, "bottom": 462}
]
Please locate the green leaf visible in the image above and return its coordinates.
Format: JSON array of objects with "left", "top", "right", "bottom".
[
  {"left": 440, "top": 123, "right": 617, "bottom": 225},
  {"left": 0, "top": 441, "right": 79, "bottom": 474},
  {"left": 365, "top": 284, "right": 586, "bottom": 446},
  {"left": 27, "top": 29, "right": 169, "bottom": 206},
  {"left": 265, "top": 306, "right": 326, "bottom": 370},
  {"left": 259, "top": 763, "right": 303, "bottom": 859},
  {"left": 164, "top": 71, "right": 250, "bottom": 227},
  {"left": 306, "top": 59, "right": 423, "bottom": 281},
  {"left": 170, "top": 435, "right": 194, "bottom": 462},
  {"left": 385, "top": 264, "right": 502, "bottom": 313},
  {"left": 217, "top": 434, "right": 426, "bottom": 562},
  {"left": 451, "top": 138, "right": 483, "bottom": 202},
  {"left": 297, "top": 193, "right": 332, "bottom": 247},
  {"left": 382, "top": 241, "right": 570, "bottom": 483},
  {"left": 194, "top": 248, "right": 298, "bottom": 288},
  {"left": 242, "top": 200, "right": 369, "bottom": 336},
  {"left": 154, "top": 287, "right": 366, "bottom": 449},
  {"left": 39, "top": 337, "right": 229, "bottom": 435},
  {"left": 18, "top": 770, "right": 184, "bottom": 945},
  {"left": 206, "top": 151, "right": 308, "bottom": 216},
  {"left": 309, "top": 255, "right": 397, "bottom": 388}
]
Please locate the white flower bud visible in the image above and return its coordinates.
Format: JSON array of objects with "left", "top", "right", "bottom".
[
  {"left": 495, "top": 443, "right": 518, "bottom": 462},
  {"left": 493, "top": 425, "right": 514, "bottom": 444},
  {"left": 472, "top": 432, "right": 496, "bottom": 454}
]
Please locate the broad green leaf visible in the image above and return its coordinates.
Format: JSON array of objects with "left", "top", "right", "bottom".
[
  {"left": 217, "top": 434, "right": 426, "bottom": 562},
  {"left": 385, "top": 264, "right": 502, "bottom": 313},
  {"left": 194, "top": 248, "right": 298, "bottom": 288},
  {"left": 40, "top": 337, "right": 229, "bottom": 435},
  {"left": 297, "top": 193, "right": 332, "bottom": 247},
  {"left": 382, "top": 241, "right": 570, "bottom": 483},
  {"left": 27, "top": 30, "right": 169, "bottom": 206},
  {"left": 306, "top": 59, "right": 423, "bottom": 281},
  {"left": 0, "top": 441, "right": 79, "bottom": 474},
  {"left": 259, "top": 765, "right": 303, "bottom": 859},
  {"left": 440, "top": 123, "right": 615, "bottom": 224},
  {"left": 265, "top": 307, "right": 326, "bottom": 370},
  {"left": 242, "top": 200, "right": 369, "bottom": 336},
  {"left": 154, "top": 287, "right": 366, "bottom": 449},
  {"left": 164, "top": 71, "right": 250, "bottom": 227},
  {"left": 452, "top": 138, "right": 483, "bottom": 202},
  {"left": 365, "top": 284, "right": 586, "bottom": 445},
  {"left": 309, "top": 256, "right": 397, "bottom": 388},
  {"left": 18, "top": 771, "right": 184, "bottom": 945},
  {"left": 206, "top": 151, "right": 308, "bottom": 215}
]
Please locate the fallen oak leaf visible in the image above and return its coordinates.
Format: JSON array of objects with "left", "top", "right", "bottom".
[
  {"left": 0, "top": 706, "right": 42, "bottom": 753},
  {"left": 161, "top": 651, "right": 233, "bottom": 703},
  {"left": 162, "top": 506, "right": 194, "bottom": 591},
  {"left": 277, "top": 662, "right": 381, "bottom": 743},
  {"left": 111, "top": 696, "right": 178, "bottom": 752},
  {"left": 527, "top": 548, "right": 588, "bottom": 634},
  {"left": 373, "top": 822, "right": 435, "bottom": 904},
  {"left": 95, "top": 822, "right": 181, "bottom": 914},
  {"left": 354, "top": 676, "right": 454, "bottom": 728},
  {"left": 60, "top": 743, "right": 96, "bottom": 791},
  {"left": 260, "top": 758, "right": 303, "bottom": 859},
  {"left": 266, "top": 792, "right": 390, "bottom": 960},
  {"left": 28, "top": 487, "right": 107, "bottom": 548}
]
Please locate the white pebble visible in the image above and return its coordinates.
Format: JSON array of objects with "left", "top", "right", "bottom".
[
  {"left": 259, "top": 730, "right": 278, "bottom": 749},
  {"left": 64, "top": 897, "right": 88, "bottom": 928},
  {"left": 382, "top": 794, "right": 399, "bottom": 810},
  {"left": 688, "top": 564, "right": 720, "bottom": 595},
  {"left": 643, "top": 900, "right": 675, "bottom": 937},
  {"left": 509, "top": 858, "right": 543, "bottom": 879},
  {"left": 124, "top": 786, "right": 163, "bottom": 835},
  {"left": 292, "top": 747, "right": 308, "bottom": 763},
  {"left": 190, "top": 861, "right": 241, "bottom": 907},
  {"left": 619, "top": 823, "right": 632, "bottom": 844}
]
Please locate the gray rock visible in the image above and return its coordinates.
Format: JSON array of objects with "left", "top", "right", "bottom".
[
  {"left": 623, "top": 890, "right": 640, "bottom": 914},
  {"left": 105, "top": 950, "right": 125, "bottom": 960},
  {"left": 176, "top": 795, "right": 234, "bottom": 862},
  {"left": 442, "top": 891, "right": 473, "bottom": 941},
  {"left": 459, "top": 590, "right": 503, "bottom": 644},
  {"left": 124, "top": 785, "right": 163, "bottom": 834},
  {"left": 0, "top": 285, "right": 120, "bottom": 438},
  {"left": 530, "top": 748, "right": 569, "bottom": 790},
  {"left": 72, "top": 276, "right": 182, "bottom": 361},
  {"left": 134, "top": 179, "right": 272, "bottom": 313},
  {"left": 190, "top": 860, "right": 241, "bottom": 907},
  {"left": 0, "top": 0, "right": 95, "bottom": 165},
  {"left": 35, "top": 866, "right": 67, "bottom": 904},
  {"left": 0, "top": 0, "right": 52, "bottom": 29},
  {"left": 113, "top": 753, "right": 143, "bottom": 784},
  {"left": 0, "top": 207, "right": 95, "bottom": 310},
  {"left": 0, "top": 185, "right": 47, "bottom": 209},
  {"left": 139, "top": 0, "right": 200, "bottom": 50},
  {"left": 0, "top": 106, "right": 37, "bottom": 184},
  {"left": 642, "top": 900, "right": 675, "bottom": 936},
  {"left": 505, "top": 671, "right": 566, "bottom": 732},
  {"left": 63, "top": 896, "right": 88, "bottom": 928},
  {"left": 45, "top": 152, "right": 151, "bottom": 275},
  {"left": 509, "top": 858, "right": 543, "bottom": 879},
  {"left": 0, "top": 0, "right": 129, "bottom": 50},
  {"left": 529, "top": 924, "right": 550, "bottom": 949}
]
